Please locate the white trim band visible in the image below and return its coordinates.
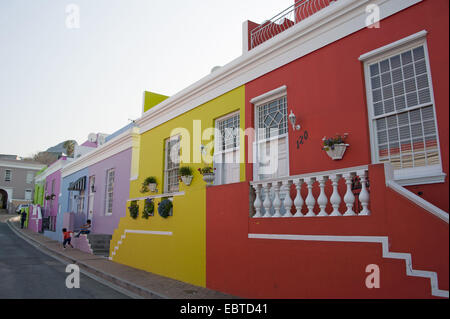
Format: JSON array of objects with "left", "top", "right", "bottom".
[
  {"left": 250, "top": 85, "right": 287, "bottom": 105},
  {"left": 249, "top": 233, "right": 449, "bottom": 298},
  {"left": 359, "top": 30, "right": 428, "bottom": 61}
]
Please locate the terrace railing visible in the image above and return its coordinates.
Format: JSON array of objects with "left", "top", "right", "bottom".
[
  {"left": 250, "top": 0, "right": 337, "bottom": 49},
  {"left": 250, "top": 165, "right": 370, "bottom": 218}
]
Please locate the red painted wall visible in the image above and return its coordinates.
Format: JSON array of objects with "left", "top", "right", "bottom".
[
  {"left": 245, "top": 0, "right": 449, "bottom": 211},
  {"left": 206, "top": 164, "right": 449, "bottom": 298}
]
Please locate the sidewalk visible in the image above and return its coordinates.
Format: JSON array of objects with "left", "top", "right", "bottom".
[{"left": 1, "top": 213, "right": 237, "bottom": 299}]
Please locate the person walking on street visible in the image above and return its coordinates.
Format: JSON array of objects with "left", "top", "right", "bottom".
[
  {"left": 62, "top": 228, "right": 74, "bottom": 249},
  {"left": 20, "top": 210, "right": 27, "bottom": 229}
]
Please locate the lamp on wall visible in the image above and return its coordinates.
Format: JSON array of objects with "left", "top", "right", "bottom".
[{"left": 289, "top": 110, "right": 301, "bottom": 131}]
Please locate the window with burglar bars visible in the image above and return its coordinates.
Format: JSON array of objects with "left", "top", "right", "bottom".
[
  {"left": 257, "top": 96, "right": 288, "bottom": 141},
  {"left": 367, "top": 44, "right": 441, "bottom": 170},
  {"left": 214, "top": 112, "right": 241, "bottom": 185},
  {"left": 26, "top": 171, "right": 34, "bottom": 184},
  {"left": 105, "top": 168, "right": 115, "bottom": 215},
  {"left": 4, "top": 170, "right": 11, "bottom": 182},
  {"left": 164, "top": 136, "right": 180, "bottom": 193},
  {"left": 216, "top": 113, "right": 240, "bottom": 152},
  {"left": 254, "top": 95, "right": 289, "bottom": 180}
]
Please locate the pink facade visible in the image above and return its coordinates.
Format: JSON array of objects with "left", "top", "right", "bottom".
[{"left": 87, "top": 149, "right": 132, "bottom": 235}]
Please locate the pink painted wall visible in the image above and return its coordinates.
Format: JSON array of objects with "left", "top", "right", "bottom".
[
  {"left": 88, "top": 148, "right": 132, "bottom": 235},
  {"left": 27, "top": 205, "right": 42, "bottom": 233},
  {"left": 71, "top": 235, "right": 93, "bottom": 254}
]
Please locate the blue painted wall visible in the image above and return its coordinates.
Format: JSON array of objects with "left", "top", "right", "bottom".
[{"left": 44, "top": 167, "right": 89, "bottom": 241}]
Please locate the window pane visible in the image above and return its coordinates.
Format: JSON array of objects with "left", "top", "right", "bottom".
[
  {"left": 257, "top": 96, "right": 287, "bottom": 140},
  {"left": 367, "top": 45, "right": 440, "bottom": 170}
]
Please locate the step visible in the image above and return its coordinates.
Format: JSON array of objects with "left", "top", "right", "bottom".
[
  {"left": 94, "top": 250, "right": 109, "bottom": 257},
  {"left": 90, "top": 244, "right": 111, "bottom": 250},
  {"left": 87, "top": 234, "right": 112, "bottom": 240}
]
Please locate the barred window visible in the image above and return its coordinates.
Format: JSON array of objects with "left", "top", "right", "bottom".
[
  {"left": 256, "top": 96, "right": 288, "bottom": 141},
  {"left": 26, "top": 171, "right": 34, "bottom": 184},
  {"left": 214, "top": 112, "right": 241, "bottom": 185},
  {"left": 105, "top": 168, "right": 115, "bottom": 215},
  {"left": 164, "top": 136, "right": 180, "bottom": 193},
  {"left": 4, "top": 170, "right": 11, "bottom": 182},
  {"left": 367, "top": 44, "right": 440, "bottom": 170},
  {"left": 216, "top": 113, "right": 240, "bottom": 152}
]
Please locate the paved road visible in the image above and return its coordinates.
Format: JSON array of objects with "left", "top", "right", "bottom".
[{"left": 0, "top": 221, "right": 130, "bottom": 299}]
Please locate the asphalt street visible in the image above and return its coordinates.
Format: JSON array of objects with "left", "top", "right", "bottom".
[{"left": 0, "top": 221, "right": 130, "bottom": 299}]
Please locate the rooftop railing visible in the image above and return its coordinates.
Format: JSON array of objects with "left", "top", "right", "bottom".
[{"left": 250, "top": 0, "right": 337, "bottom": 49}]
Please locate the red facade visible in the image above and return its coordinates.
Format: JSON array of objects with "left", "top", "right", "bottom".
[{"left": 207, "top": 0, "right": 449, "bottom": 298}]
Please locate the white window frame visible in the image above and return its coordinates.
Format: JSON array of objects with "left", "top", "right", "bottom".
[
  {"left": 105, "top": 169, "right": 115, "bottom": 216},
  {"left": 24, "top": 189, "right": 32, "bottom": 201},
  {"left": 214, "top": 111, "right": 241, "bottom": 186},
  {"left": 361, "top": 31, "right": 445, "bottom": 186},
  {"left": 78, "top": 190, "right": 85, "bottom": 214},
  {"left": 4, "top": 169, "right": 12, "bottom": 182},
  {"left": 164, "top": 135, "right": 180, "bottom": 194},
  {"left": 251, "top": 86, "right": 290, "bottom": 181},
  {"left": 26, "top": 171, "right": 34, "bottom": 184}
]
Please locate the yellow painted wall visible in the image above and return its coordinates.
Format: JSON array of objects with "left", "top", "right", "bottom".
[{"left": 110, "top": 86, "right": 246, "bottom": 287}]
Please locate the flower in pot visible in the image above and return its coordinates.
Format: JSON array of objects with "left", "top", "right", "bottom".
[
  {"left": 158, "top": 199, "right": 173, "bottom": 219},
  {"left": 198, "top": 166, "right": 216, "bottom": 185},
  {"left": 322, "top": 133, "right": 349, "bottom": 160},
  {"left": 128, "top": 202, "right": 139, "bottom": 219},
  {"left": 179, "top": 166, "right": 194, "bottom": 186},
  {"left": 142, "top": 198, "right": 154, "bottom": 219},
  {"left": 140, "top": 176, "right": 158, "bottom": 193}
]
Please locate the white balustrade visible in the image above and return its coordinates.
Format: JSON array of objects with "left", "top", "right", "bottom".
[
  {"left": 293, "top": 179, "right": 304, "bottom": 217},
  {"left": 250, "top": 166, "right": 370, "bottom": 218},
  {"left": 283, "top": 180, "right": 293, "bottom": 217}
]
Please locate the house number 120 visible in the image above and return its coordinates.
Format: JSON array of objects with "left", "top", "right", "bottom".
[{"left": 296, "top": 130, "right": 309, "bottom": 149}]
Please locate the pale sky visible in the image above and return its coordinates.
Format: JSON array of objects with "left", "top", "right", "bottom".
[{"left": 0, "top": 0, "right": 294, "bottom": 158}]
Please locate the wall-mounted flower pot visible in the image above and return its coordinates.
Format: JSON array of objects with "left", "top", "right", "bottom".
[
  {"left": 181, "top": 175, "right": 193, "bottom": 186},
  {"left": 325, "top": 144, "right": 349, "bottom": 160},
  {"left": 148, "top": 183, "right": 157, "bottom": 192},
  {"left": 202, "top": 173, "right": 215, "bottom": 185}
]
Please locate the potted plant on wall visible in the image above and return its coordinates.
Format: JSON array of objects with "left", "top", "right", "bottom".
[
  {"left": 179, "top": 166, "right": 194, "bottom": 186},
  {"left": 142, "top": 198, "right": 154, "bottom": 219},
  {"left": 322, "top": 133, "right": 349, "bottom": 160},
  {"left": 140, "top": 176, "right": 158, "bottom": 193},
  {"left": 128, "top": 201, "right": 139, "bottom": 219},
  {"left": 198, "top": 166, "right": 216, "bottom": 185},
  {"left": 158, "top": 198, "right": 173, "bottom": 219}
]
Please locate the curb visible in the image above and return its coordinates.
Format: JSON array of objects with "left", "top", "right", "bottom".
[{"left": 6, "top": 218, "right": 169, "bottom": 299}]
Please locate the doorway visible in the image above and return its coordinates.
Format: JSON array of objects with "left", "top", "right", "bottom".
[{"left": 0, "top": 189, "right": 8, "bottom": 209}]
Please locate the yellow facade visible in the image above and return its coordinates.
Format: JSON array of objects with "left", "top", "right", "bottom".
[{"left": 110, "top": 86, "right": 245, "bottom": 287}]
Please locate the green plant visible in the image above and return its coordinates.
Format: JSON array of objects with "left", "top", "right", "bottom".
[
  {"left": 197, "top": 166, "right": 215, "bottom": 175},
  {"left": 144, "top": 176, "right": 157, "bottom": 184},
  {"left": 179, "top": 166, "right": 193, "bottom": 177},
  {"left": 158, "top": 199, "right": 173, "bottom": 219},
  {"left": 140, "top": 176, "right": 158, "bottom": 193},
  {"left": 142, "top": 198, "right": 154, "bottom": 219},
  {"left": 128, "top": 202, "right": 139, "bottom": 219},
  {"left": 322, "top": 133, "right": 349, "bottom": 151}
]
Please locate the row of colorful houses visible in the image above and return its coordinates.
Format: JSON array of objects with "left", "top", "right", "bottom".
[{"left": 26, "top": 0, "right": 448, "bottom": 298}]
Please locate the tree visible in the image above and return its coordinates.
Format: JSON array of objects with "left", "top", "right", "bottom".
[{"left": 63, "top": 140, "right": 76, "bottom": 157}]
